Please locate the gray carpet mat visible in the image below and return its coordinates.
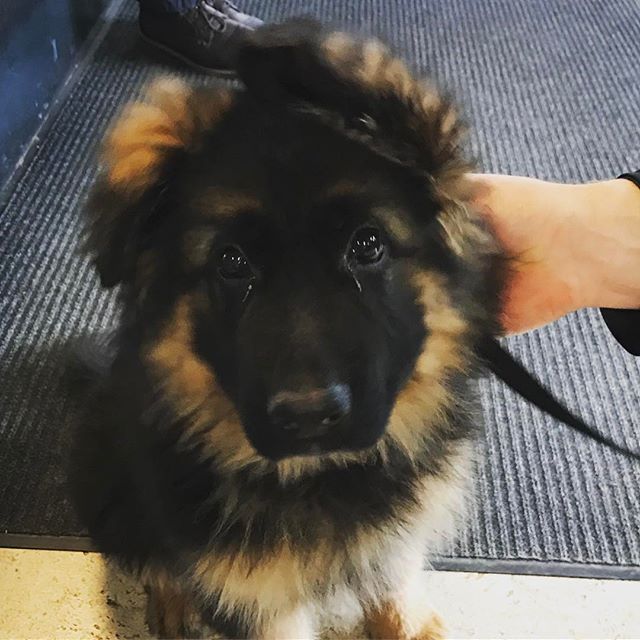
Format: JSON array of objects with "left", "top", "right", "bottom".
[{"left": 1, "top": 0, "right": 639, "bottom": 579}]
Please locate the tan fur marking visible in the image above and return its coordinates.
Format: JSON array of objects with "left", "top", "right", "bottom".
[
  {"left": 419, "top": 89, "right": 445, "bottom": 115},
  {"left": 365, "top": 603, "right": 445, "bottom": 640},
  {"left": 437, "top": 199, "right": 490, "bottom": 259},
  {"left": 193, "top": 532, "right": 376, "bottom": 620},
  {"left": 323, "top": 179, "right": 363, "bottom": 199},
  {"left": 361, "top": 44, "right": 407, "bottom": 98},
  {"left": 106, "top": 102, "right": 183, "bottom": 192},
  {"left": 195, "top": 547, "right": 318, "bottom": 635},
  {"left": 192, "top": 188, "right": 262, "bottom": 219},
  {"left": 194, "top": 544, "right": 310, "bottom": 616},
  {"left": 412, "top": 271, "right": 469, "bottom": 374},
  {"left": 145, "top": 295, "right": 260, "bottom": 470},
  {"left": 372, "top": 206, "right": 414, "bottom": 245},
  {"left": 386, "top": 271, "right": 469, "bottom": 458},
  {"left": 319, "top": 31, "right": 469, "bottom": 191},
  {"left": 323, "top": 185, "right": 415, "bottom": 247},
  {"left": 322, "top": 32, "right": 355, "bottom": 65},
  {"left": 322, "top": 31, "right": 432, "bottom": 111},
  {"left": 103, "top": 77, "right": 232, "bottom": 196},
  {"left": 348, "top": 37, "right": 417, "bottom": 103},
  {"left": 206, "top": 415, "right": 262, "bottom": 470},
  {"left": 365, "top": 601, "right": 409, "bottom": 639},
  {"left": 358, "top": 39, "right": 388, "bottom": 86},
  {"left": 146, "top": 296, "right": 215, "bottom": 405},
  {"left": 415, "top": 615, "right": 446, "bottom": 640}
]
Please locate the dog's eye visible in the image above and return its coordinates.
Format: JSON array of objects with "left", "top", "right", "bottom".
[
  {"left": 218, "top": 246, "right": 252, "bottom": 280},
  {"left": 348, "top": 227, "right": 385, "bottom": 266}
]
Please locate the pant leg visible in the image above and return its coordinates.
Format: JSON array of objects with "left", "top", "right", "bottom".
[{"left": 137, "top": 0, "right": 198, "bottom": 13}]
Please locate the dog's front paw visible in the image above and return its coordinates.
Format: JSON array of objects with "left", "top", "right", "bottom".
[
  {"left": 412, "top": 613, "right": 445, "bottom": 640},
  {"left": 364, "top": 602, "right": 446, "bottom": 640}
]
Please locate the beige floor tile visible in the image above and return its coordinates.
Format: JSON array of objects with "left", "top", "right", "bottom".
[
  {"left": 425, "top": 571, "right": 640, "bottom": 639},
  {"left": 0, "top": 549, "right": 145, "bottom": 640},
  {"left": 1, "top": 548, "right": 639, "bottom": 639}
]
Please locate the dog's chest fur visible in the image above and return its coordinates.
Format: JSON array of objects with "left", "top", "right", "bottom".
[{"left": 180, "top": 439, "right": 473, "bottom": 614}]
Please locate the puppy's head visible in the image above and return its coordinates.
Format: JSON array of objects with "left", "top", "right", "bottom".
[{"left": 87, "top": 21, "right": 500, "bottom": 465}]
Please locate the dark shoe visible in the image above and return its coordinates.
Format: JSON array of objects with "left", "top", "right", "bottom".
[{"left": 139, "top": 0, "right": 263, "bottom": 76}]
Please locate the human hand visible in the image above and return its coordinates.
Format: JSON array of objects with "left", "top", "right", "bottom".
[{"left": 468, "top": 174, "right": 640, "bottom": 334}]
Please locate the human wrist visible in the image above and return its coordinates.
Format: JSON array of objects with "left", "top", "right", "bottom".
[{"left": 576, "top": 178, "right": 640, "bottom": 310}]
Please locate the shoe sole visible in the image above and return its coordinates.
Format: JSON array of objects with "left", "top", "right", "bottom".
[{"left": 139, "top": 29, "right": 238, "bottom": 78}]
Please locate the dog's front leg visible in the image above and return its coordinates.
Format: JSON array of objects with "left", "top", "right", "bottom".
[
  {"left": 146, "top": 579, "right": 203, "bottom": 639},
  {"left": 362, "top": 570, "right": 444, "bottom": 640}
]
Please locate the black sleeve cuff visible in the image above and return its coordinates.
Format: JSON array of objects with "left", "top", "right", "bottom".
[
  {"left": 598, "top": 170, "right": 640, "bottom": 356},
  {"left": 618, "top": 170, "right": 640, "bottom": 190},
  {"left": 600, "top": 308, "right": 640, "bottom": 356}
]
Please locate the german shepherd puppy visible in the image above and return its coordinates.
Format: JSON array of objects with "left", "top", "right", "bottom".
[{"left": 71, "top": 20, "right": 503, "bottom": 639}]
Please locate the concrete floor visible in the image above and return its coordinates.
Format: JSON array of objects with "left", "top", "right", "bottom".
[{"left": 1, "top": 548, "right": 639, "bottom": 639}]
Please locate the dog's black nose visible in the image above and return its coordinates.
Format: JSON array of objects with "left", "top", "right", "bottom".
[{"left": 267, "top": 384, "right": 351, "bottom": 440}]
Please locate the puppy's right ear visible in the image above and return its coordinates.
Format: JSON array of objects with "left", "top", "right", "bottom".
[
  {"left": 236, "top": 20, "right": 468, "bottom": 194},
  {"left": 86, "top": 78, "right": 232, "bottom": 288}
]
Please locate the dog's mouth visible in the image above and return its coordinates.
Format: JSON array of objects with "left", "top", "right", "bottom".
[
  {"left": 246, "top": 420, "right": 383, "bottom": 462},
  {"left": 263, "top": 437, "right": 349, "bottom": 461}
]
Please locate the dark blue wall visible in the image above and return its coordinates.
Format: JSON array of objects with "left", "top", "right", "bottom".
[{"left": 0, "top": 0, "right": 107, "bottom": 186}]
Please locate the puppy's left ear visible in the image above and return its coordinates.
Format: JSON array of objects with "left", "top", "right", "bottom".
[
  {"left": 87, "top": 78, "right": 232, "bottom": 288},
  {"left": 236, "top": 19, "right": 468, "bottom": 188}
]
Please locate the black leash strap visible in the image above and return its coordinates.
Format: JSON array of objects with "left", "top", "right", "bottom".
[{"left": 479, "top": 337, "right": 640, "bottom": 462}]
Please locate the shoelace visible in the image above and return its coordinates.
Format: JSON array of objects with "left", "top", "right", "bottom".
[{"left": 200, "top": 0, "right": 229, "bottom": 31}]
